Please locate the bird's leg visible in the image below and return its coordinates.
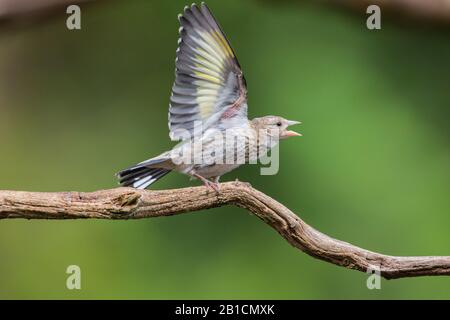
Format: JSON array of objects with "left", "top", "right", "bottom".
[
  {"left": 191, "top": 172, "right": 220, "bottom": 193},
  {"left": 210, "top": 176, "right": 221, "bottom": 192}
]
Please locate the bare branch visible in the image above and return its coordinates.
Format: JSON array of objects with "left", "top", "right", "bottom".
[{"left": 0, "top": 181, "right": 449, "bottom": 279}]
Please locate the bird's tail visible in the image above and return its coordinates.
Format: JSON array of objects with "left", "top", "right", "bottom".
[{"left": 117, "top": 156, "right": 172, "bottom": 189}]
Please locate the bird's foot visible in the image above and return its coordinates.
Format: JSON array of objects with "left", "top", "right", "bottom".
[
  {"left": 205, "top": 180, "right": 220, "bottom": 193},
  {"left": 192, "top": 173, "right": 220, "bottom": 194}
]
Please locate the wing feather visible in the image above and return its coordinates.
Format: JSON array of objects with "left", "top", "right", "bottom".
[{"left": 168, "top": 3, "right": 247, "bottom": 141}]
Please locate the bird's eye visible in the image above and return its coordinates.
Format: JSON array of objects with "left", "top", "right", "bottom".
[{"left": 276, "top": 122, "right": 282, "bottom": 127}]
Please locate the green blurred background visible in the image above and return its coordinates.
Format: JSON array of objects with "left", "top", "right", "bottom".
[{"left": 0, "top": 0, "right": 449, "bottom": 299}]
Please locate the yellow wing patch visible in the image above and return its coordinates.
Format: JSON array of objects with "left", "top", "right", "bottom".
[{"left": 213, "top": 31, "right": 234, "bottom": 58}]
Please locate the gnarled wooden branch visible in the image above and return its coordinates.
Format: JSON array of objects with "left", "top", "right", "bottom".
[{"left": 0, "top": 181, "right": 449, "bottom": 279}]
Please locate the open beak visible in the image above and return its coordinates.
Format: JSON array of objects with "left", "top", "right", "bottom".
[{"left": 284, "top": 120, "right": 302, "bottom": 137}]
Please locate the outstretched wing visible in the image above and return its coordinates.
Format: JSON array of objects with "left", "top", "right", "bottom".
[{"left": 169, "top": 3, "right": 247, "bottom": 141}]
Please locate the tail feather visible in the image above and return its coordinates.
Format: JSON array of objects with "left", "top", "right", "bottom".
[
  {"left": 117, "top": 156, "right": 172, "bottom": 189},
  {"left": 118, "top": 167, "right": 171, "bottom": 189},
  {"left": 118, "top": 166, "right": 150, "bottom": 181}
]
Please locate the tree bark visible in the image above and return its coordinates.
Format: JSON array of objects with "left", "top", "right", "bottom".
[{"left": 0, "top": 181, "right": 449, "bottom": 280}]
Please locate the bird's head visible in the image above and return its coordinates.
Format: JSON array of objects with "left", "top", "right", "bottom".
[{"left": 251, "top": 116, "right": 302, "bottom": 140}]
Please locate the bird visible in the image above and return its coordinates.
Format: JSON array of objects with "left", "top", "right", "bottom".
[{"left": 117, "top": 3, "right": 301, "bottom": 192}]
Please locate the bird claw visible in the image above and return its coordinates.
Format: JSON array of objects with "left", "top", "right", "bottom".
[
  {"left": 204, "top": 180, "right": 220, "bottom": 193},
  {"left": 191, "top": 172, "right": 220, "bottom": 194}
]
